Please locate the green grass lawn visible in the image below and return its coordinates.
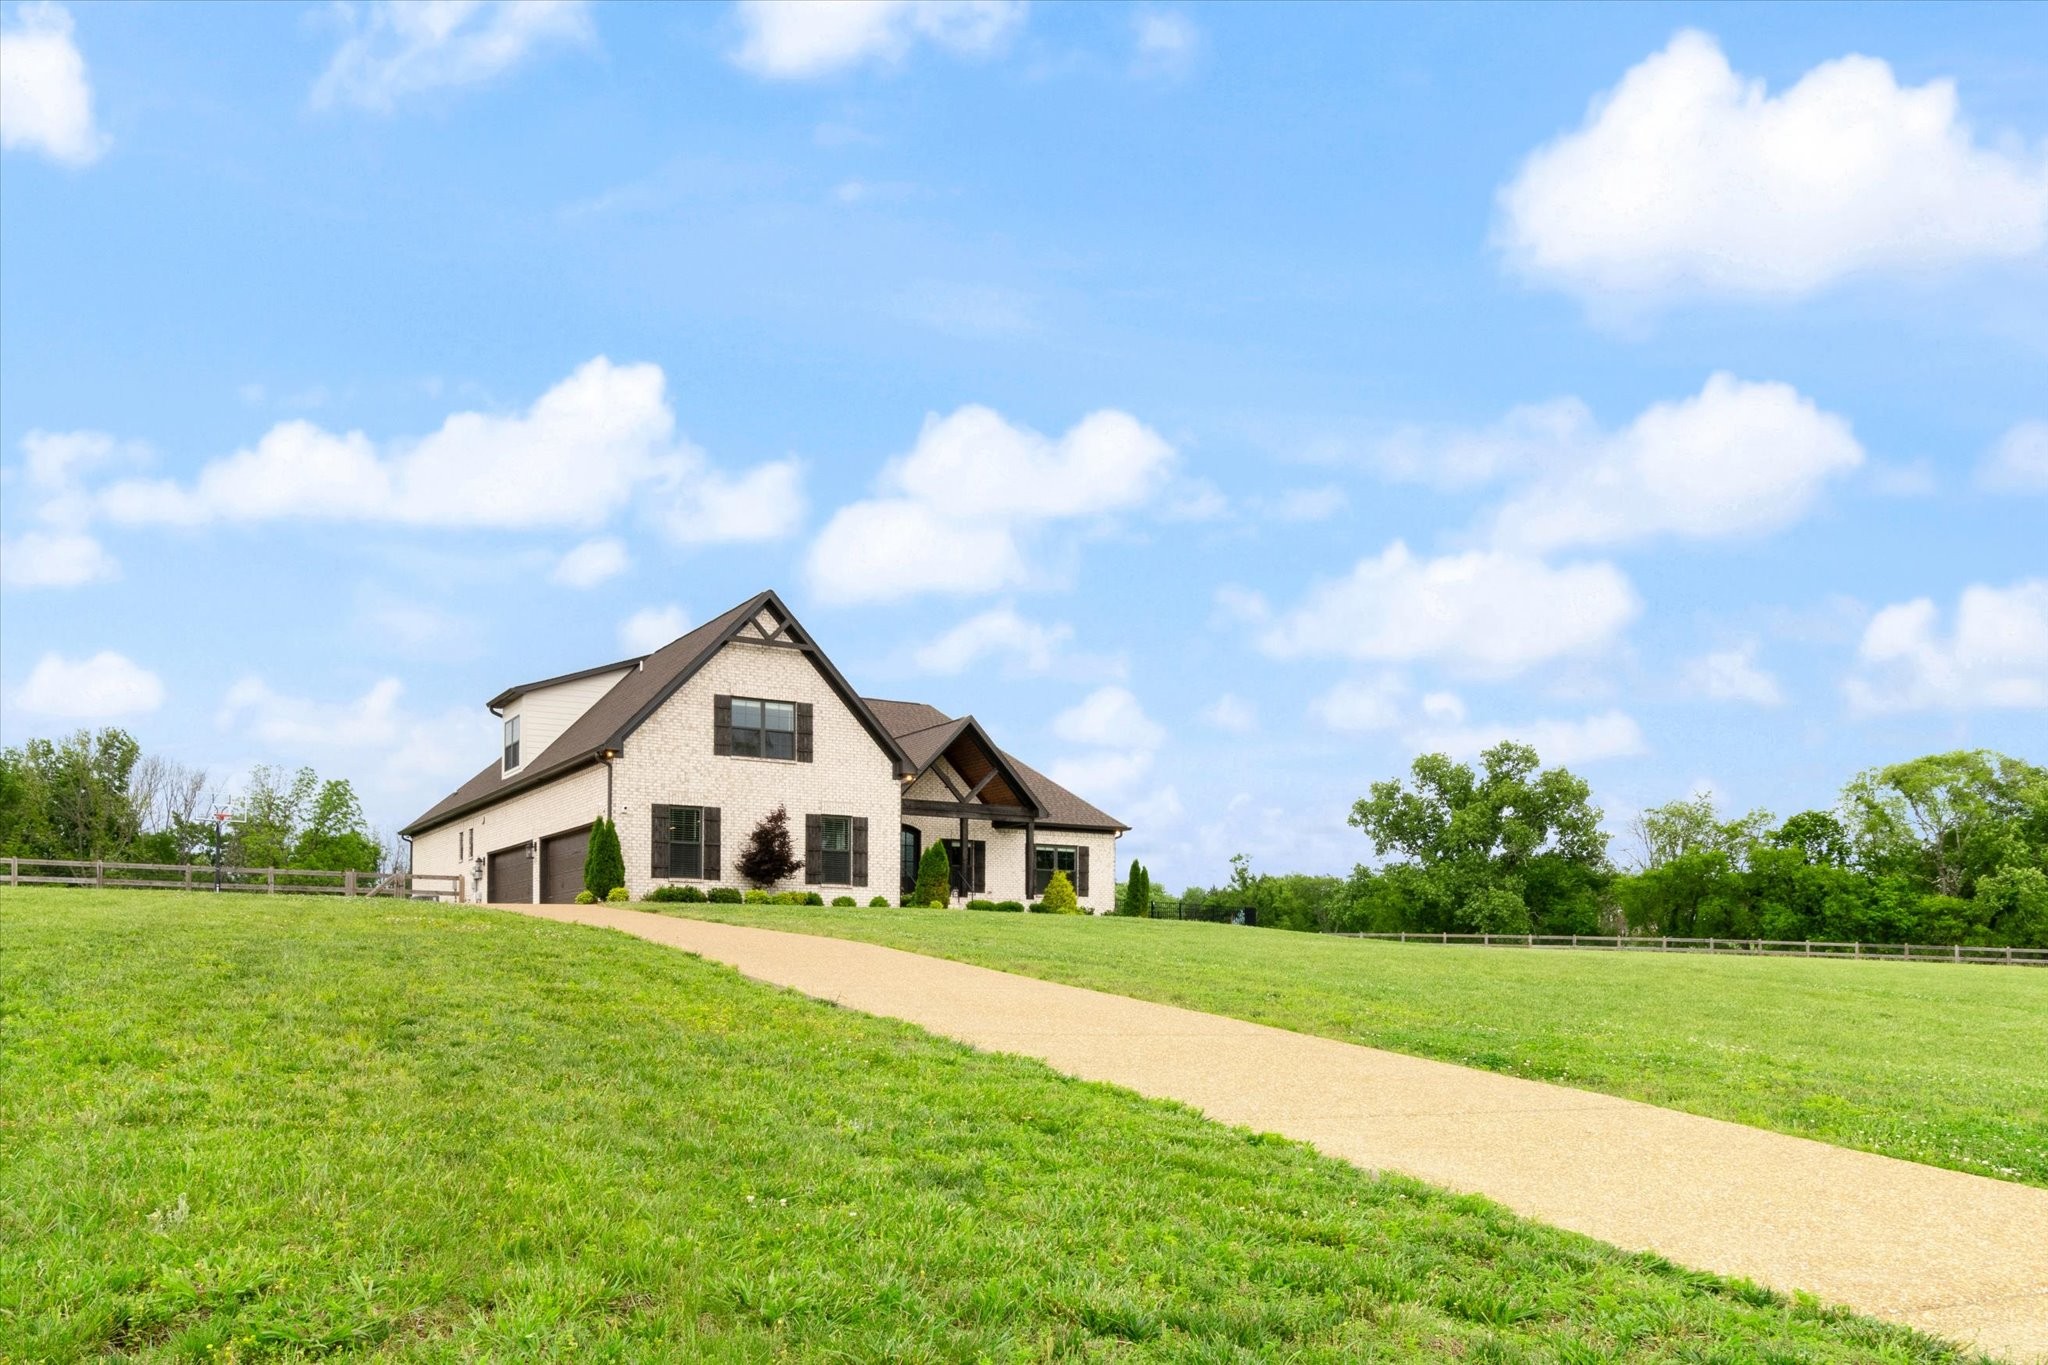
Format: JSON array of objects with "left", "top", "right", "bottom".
[
  {"left": 0, "top": 890, "right": 1986, "bottom": 1363},
  {"left": 677, "top": 904, "right": 2048, "bottom": 1189}
]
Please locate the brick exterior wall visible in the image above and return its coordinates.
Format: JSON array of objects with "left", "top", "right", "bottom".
[
  {"left": 611, "top": 638, "right": 903, "bottom": 900},
  {"left": 410, "top": 764, "right": 608, "bottom": 902}
]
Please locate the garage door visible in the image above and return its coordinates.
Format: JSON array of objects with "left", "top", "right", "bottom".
[
  {"left": 540, "top": 825, "right": 593, "bottom": 904},
  {"left": 487, "top": 843, "right": 532, "bottom": 904}
]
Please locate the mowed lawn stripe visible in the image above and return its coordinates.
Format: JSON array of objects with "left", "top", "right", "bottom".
[
  {"left": 677, "top": 904, "right": 2048, "bottom": 1188},
  {"left": 0, "top": 890, "right": 1987, "bottom": 1363}
]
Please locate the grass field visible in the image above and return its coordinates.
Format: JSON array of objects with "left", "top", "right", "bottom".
[
  {"left": 0, "top": 890, "right": 1986, "bottom": 1363},
  {"left": 679, "top": 904, "right": 2048, "bottom": 1189}
]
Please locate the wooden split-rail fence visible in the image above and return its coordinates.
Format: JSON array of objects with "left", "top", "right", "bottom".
[
  {"left": 1342, "top": 930, "right": 2046, "bottom": 967},
  {"left": 3, "top": 856, "right": 463, "bottom": 900}
]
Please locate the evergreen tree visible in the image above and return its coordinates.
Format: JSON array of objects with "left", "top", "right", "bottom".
[
  {"left": 1042, "top": 869, "right": 1081, "bottom": 914},
  {"left": 1121, "top": 858, "right": 1151, "bottom": 916},
  {"left": 583, "top": 817, "right": 625, "bottom": 898},
  {"left": 912, "top": 840, "right": 951, "bottom": 907},
  {"left": 738, "top": 804, "right": 803, "bottom": 887}
]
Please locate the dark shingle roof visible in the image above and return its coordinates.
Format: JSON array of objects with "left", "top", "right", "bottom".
[{"left": 861, "top": 696, "right": 1128, "bottom": 833}]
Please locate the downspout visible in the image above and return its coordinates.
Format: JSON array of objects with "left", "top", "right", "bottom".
[{"left": 602, "top": 750, "right": 617, "bottom": 822}]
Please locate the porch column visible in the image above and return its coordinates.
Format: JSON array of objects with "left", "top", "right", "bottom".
[
  {"left": 957, "top": 814, "right": 970, "bottom": 899},
  {"left": 1024, "top": 820, "right": 1036, "bottom": 901}
]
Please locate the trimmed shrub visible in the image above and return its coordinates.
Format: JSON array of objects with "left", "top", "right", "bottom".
[
  {"left": 707, "top": 886, "right": 742, "bottom": 904},
  {"left": 574, "top": 889, "right": 596, "bottom": 905},
  {"left": 773, "top": 890, "right": 806, "bottom": 906},
  {"left": 605, "top": 886, "right": 629, "bottom": 903},
  {"left": 805, "top": 891, "right": 826, "bottom": 906},
  {"left": 582, "top": 818, "right": 625, "bottom": 899},
  {"left": 1042, "top": 870, "right": 1081, "bottom": 914},
  {"left": 1026, "top": 901, "right": 1045, "bottom": 914},
  {"left": 869, "top": 896, "right": 889, "bottom": 908},
  {"left": 743, "top": 889, "right": 773, "bottom": 905},
  {"left": 966, "top": 898, "right": 997, "bottom": 912},
  {"left": 911, "top": 841, "right": 951, "bottom": 908},
  {"left": 831, "top": 895, "right": 857, "bottom": 907},
  {"left": 992, "top": 900, "right": 1025, "bottom": 913}
]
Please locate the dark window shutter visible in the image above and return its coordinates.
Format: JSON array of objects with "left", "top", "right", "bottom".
[
  {"left": 1077, "top": 845, "right": 1090, "bottom": 898},
  {"left": 713, "top": 694, "right": 733, "bottom": 756},
  {"left": 651, "top": 805, "right": 670, "bottom": 878},
  {"left": 851, "top": 817, "right": 868, "bottom": 887},
  {"left": 971, "top": 840, "right": 987, "bottom": 894},
  {"left": 805, "top": 813, "right": 823, "bottom": 884},
  {"left": 796, "top": 703, "right": 814, "bottom": 762},
  {"left": 703, "top": 807, "right": 720, "bottom": 880}
]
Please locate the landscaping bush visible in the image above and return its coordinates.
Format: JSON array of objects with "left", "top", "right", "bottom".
[
  {"left": 582, "top": 818, "right": 625, "bottom": 900},
  {"left": 743, "top": 889, "right": 773, "bottom": 905},
  {"left": 1041, "top": 870, "right": 1081, "bottom": 914},
  {"left": 574, "top": 890, "right": 596, "bottom": 905},
  {"left": 738, "top": 804, "right": 803, "bottom": 887},
  {"left": 773, "top": 890, "right": 806, "bottom": 905},
  {"left": 831, "top": 895, "right": 857, "bottom": 907},
  {"left": 805, "top": 891, "right": 826, "bottom": 906},
  {"left": 642, "top": 884, "right": 706, "bottom": 904},
  {"left": 1026, "top": 901, "right": 1045, "bottom": 914},
  {"left": 966, "top": 898, "right": 997, "bottom": 912},
  {"left": 707, "top": 887, "right": 742, "bottom": 904},
  {"left": 869, "top": 896, "right": 889, "bottom": 908},
  {"left": 993, "top": 900, "right": 1025, "bottom": 913},
  {"left": 606, "top": 886, "right": 630, "bottom": 903},
  {"left": 911, "top": 841, "right": 951, "bottom": 908}
]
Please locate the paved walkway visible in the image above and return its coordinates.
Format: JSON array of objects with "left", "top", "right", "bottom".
[{"left": 509, "top": 905, "right": 2048, "bottom": 1362}]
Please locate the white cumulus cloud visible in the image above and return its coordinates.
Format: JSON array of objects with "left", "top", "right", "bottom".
[
  {"left": 0, "top": 2, "right": 106, "bottom": 165},
  {"left": 619, "top": 604, "right": 690, "bottom": 654},
  {"left": 1681, "top": 640, "right": 1784, "bottom": 706},
  {"left": 1200, "top": 693, "right": 1256, "bottom": 733},
  {"left": 551, "top": 536, "right": 629, "bottom": 588},
  {"left": 1052, "top": 686, "right": 1165, "bottom": 750},
  {"left": 1845, "top": 579, "right": 2048, "bottom": 714},
  {"left": 806, "top": 404, "right": 1175, "bottom": 604},
  {"left": 1485, "top": 373, "right": 1863, "bottom": 552},
  {"left": 913, "top": 607, "right": 1074, "bottom": 675},
  {"left": 1412, "top": 709, "right": 1648, "bottom": 766},
  {"left": 313, "top": 0, "right": 594, "bottom": 112},
  {"left": 14, "top": 651, "right": 162, "bottom": 718},
  {"left": 1497, "top": 30, "right": 2048, "bottom": 303},
  {"left": 731, "top": 0, "right": 1022, "bottom": 80},
  {"left": 1978, "top": 420, "right": 2048, "bottom": 494},
  {"left": 91, "top": 357, "right": 798, "bottom": 545},
  {"left": 1252, "top": 541, "right": 1640, "bottom": 676},
  {"left": 0, "top": 530, "right": 119, "bottom": 588},
  {"left": 1131, "top": 9, "right": 1198, "bottom": 80}
]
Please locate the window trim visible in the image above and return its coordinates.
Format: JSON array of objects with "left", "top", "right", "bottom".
[
  {"left": 666, "top": 804, "right": 706, "bottom": 881},
  {"left": 502, "top": 714, "right": 521, "bottom": 771},
  {"left": 819, "top": 814, "right": 852, "bottom": 885},
  {"left": 1034, "top": 844, "right": 1080, "bottom": 895},
  {"left": 728, "top": 696, "right": 798, "bottom": 762}
]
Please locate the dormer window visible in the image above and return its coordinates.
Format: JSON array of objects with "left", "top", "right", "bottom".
[
  {"left": 503, "top": 714, "right": 521, "bottom": 770},
  {"left": 731, "top": 697, "right": 796, "bottom": 760}
]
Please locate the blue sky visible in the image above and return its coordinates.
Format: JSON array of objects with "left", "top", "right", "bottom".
[{"left": 3, "top": 0, "right": 2044, "bottom": 886}]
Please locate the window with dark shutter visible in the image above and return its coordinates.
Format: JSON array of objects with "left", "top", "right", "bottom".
[
  {"left": 900, "top": 827, "right": 919, "bottom": 896},
  {"left": 819, "top": 815, "right": 852, "bottom": 885},
  {"left": 665, "top": 806, "right": 705, "bottom": 879},
  {"left": 796, "top": 703, "right": 814, "bottom": 762},
  {"left": 703, "top": 807, "right": 721, "bottom": 879},
  {"left": 805, "top": 813, "right": 824, "bottom": 884},
  {"left": 1032, "top": 845, "right": 1082, "bottom": 895},
  {"left": 650, "top": 805, "right": 671, "bottom": 877},
  {"left": 728, "top": 697, "right": 798, "bottom": 760},
  {"left": 1077, "top": 846, "right": 1089, "bottom": 897},
  {"left": 850, "top": 818, "right": 868, "bottom": 887},
  {"left": 713, "top": 695, "right": 733, "bottom": 755}
]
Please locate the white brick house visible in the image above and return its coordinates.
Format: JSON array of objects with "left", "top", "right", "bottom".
[{"left": 402, "top": 590, "right": 1126, "bottom": 911}]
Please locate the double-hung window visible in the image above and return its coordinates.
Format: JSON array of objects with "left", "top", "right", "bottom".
[
  {"left": 820, "top": 815, "right": 852, "bottom": 884},
  {"left": 502, "top": 715, "right": 521, "bottom": 770},
  {"left": 1034, "top": 845, "right": 1079, "bottom": 895},
  {"left": 666, "top": 805, "right": 705, "bottom": 879},
  {"left": 731, "top": 698, "right": 796, "bottom": 760}
]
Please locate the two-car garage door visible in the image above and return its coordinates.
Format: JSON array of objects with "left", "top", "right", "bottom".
[{"left": 487, "top": 825, "right": 592, "bottom": 904}]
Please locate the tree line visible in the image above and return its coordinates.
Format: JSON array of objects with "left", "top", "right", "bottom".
[
  {"left": 0, "top": 727, "right": 386, "bottom": 874},
  {"left": 1116, "top": 745, "right": 2048, "bottom": 949}
]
